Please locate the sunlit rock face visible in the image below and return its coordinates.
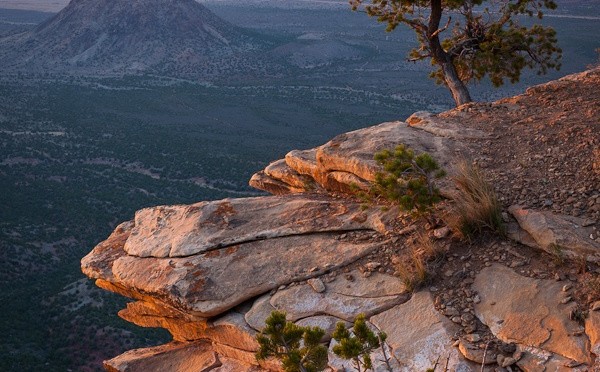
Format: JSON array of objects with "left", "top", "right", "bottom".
[
  {"left": 0, "top": 0, "right": 266, "bottom": 75},
  {"left": 250, "top": 119, "right": 466, "bottom": 197},
  {"left": 81, "top": 193, "right": 414, "bottom": 371}
]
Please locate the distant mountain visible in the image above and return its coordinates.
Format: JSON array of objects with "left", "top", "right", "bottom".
[{"left": 0, "top": 0, "right": 270, "bottom": 76}]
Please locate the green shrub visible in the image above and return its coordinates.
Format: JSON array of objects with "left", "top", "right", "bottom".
[
  {"left": 332, "top": 314, "right": 392, "bottom": 372},
  {"left": 372, "top": 144, "right": 446, "bottom": 212},
  {"left": 256, "top": 311, "right": 328, "bottom": 372}
]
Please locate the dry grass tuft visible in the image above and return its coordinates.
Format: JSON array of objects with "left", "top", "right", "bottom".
[
  {"left": 395, "top": 252, "right": 428, "bottom": 292},
  {"left": 394, "top": 233, "right": 445, "bottom": 292},
  {"left": 414, "top": 232, "right": 446, "bottom": 264},
  {"left": 447, "top": 161, "right": 504, "bottom": 238}
]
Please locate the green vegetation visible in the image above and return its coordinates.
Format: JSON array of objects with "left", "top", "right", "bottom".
[
  {"left": 350, "top": 0, "right": 562, "bottom": 106},
  {"left": 372, "top": 145, "right": 446, "bottom": 212},
  {"left": 256, "top": 311, "right": 328, "bottom": 372},
  {"left": 332, "top": 314, "right": 391, "bottom": 372},
  {"left": 447, "top": 161, "right": 504, "bottom": 238},
  {"left": 256, "top": 312, "right": 392, "bottom": 372}
]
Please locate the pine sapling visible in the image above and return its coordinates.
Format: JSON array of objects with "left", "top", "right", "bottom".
[
  {"left": 373, "top": 144, "right": 446, "bottom": 212},
  {"left": 256, "top": 311, "right": 328, "bottom": 372},
  {"left": 332, "top": 314, "right": 392, "bottom": 372}
]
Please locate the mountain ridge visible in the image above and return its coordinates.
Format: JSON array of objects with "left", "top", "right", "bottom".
[{"left": 0, "top": 0, "right": 269, "bottom": 76}]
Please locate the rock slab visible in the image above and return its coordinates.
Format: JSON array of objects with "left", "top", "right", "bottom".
[
  {"left": 473, "top": 264, "right": 592, "bottom": 365},
  {"left": 508, "top": 206, "right": 600, "bottom": 262},
  {"left": 125, "top": 195, "right": 393, "bottom": 258}
]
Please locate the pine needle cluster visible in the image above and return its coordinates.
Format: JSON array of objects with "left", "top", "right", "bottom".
[
  {"left": 256, "top": 311, "right": 328, "bottom": 372},
  {"left": 372, "top": 144, "right": 446, "bottom": 211}
]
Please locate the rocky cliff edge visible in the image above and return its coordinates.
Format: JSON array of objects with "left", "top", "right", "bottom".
[{"left": 82, "top": 68, "right": 600, "bottom": 372}]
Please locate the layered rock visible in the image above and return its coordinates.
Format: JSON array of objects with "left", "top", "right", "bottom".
[
  {"left": 122, "top": 195, "right": 394, "bottom": 258},
  {"left": 82, "top": 195, "right": 395, "bottom": 318},
  {"left": 250, "top": 120, "right": 462, "bottom": 196},
  {"left": 81, "top": 194, "right": 411, "bottom": 371}
]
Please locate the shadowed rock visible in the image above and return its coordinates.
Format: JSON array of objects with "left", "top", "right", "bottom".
[{"left": 249, "top": 171, "right": 305, "bottom": 195}]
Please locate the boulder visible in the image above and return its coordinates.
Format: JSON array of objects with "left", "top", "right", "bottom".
[
  {"left": 211, "top": 343, "right": 279, "bottom": 371},
  {"left": 370, "top": 291, "right": 471, "bottom": 371},
  {"left": 244, "top": 294, "right": 276, "bottom": 331},
  {"left": 123, "top": 195, "right": 393, "bottom": 258},
  {"left": 270, "top": 270, "right": 408, "bottom": 321},
  {"left": 508, "top": 206, "right": 600, "bottom": 262},
  {"left": 406, "top": 111, "right": 488, "bottom": 139},
  {"left": 251, "top": 120, "right": 459, "bottom": 197},
  {"left": 457, "top": 340, "right": 496, "bottom": 365},
  {"left": 473, "top": 264, "right": 592, "bottom": 365},
  {"left": 204, "top": 311, "right": 259, "bottom": 351}
]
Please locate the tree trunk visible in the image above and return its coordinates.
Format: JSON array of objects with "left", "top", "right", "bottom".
[
  {"left": 428, "top": 0, "right": 473, "bottom": 107},
  {"left": 441, "top": 61, "right": 472, "bottom": 106}
]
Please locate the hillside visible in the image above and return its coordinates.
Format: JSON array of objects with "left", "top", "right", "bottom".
[
  {"left": 81, "top": 68, "right": 600, "bottom": 371},
  {"left": 0, "top": 0, "right": 269, "bottom": 76}
]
